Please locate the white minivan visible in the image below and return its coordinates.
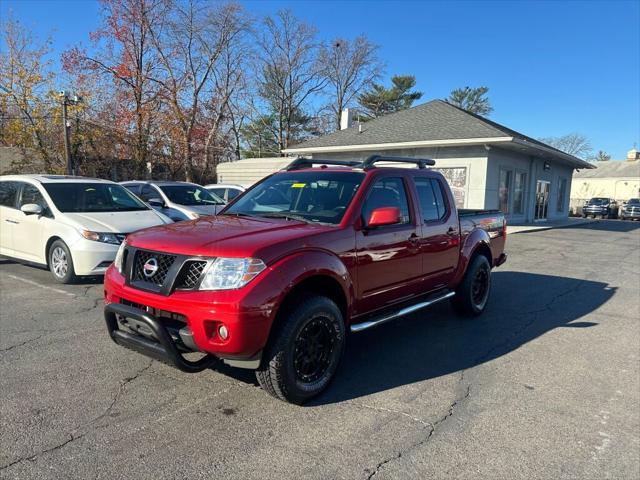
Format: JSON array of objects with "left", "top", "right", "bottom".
[{"left": 0, "top": 175, "right": 172, "bottom": 283}]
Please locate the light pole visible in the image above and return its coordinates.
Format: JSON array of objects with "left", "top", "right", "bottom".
[{"left": 59, "top": 91, "right": 82, "bottom": 175}]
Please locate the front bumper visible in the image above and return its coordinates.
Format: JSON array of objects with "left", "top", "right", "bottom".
[
  {"left": 622, "top": 210, "right": 640, "bottom": 218},
  {"left": 583, "top": 207, "right": 609, "bottom": 215},
  {"left": 105, "top": 303, "right": 219, "bottom": 372},
  {"left": 103, "top": 266, "right": 276, "bottom": 368},
  {"left": 68, "top": 237, "right": 119, "bottom": 275}
]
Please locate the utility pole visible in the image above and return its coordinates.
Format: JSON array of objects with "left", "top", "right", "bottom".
[{"left": 59, "top": 91, "right": 82, "bottom": 175}]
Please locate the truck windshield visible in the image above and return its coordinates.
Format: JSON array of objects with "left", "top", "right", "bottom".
[
  {"left": 627, "top": 198, "right": 640, "bottom": 205},
  {"left": 224, "top": 171, "right": 365, "bottom": 225},
  {"left": 159, "top": 184, "right": 224, "bottom": 206},
  {"left": 43, "top": 183, "right": 150, "bottom": 213},
  {"left": 587, "top": 198, "right": 609, "bottom": 205}
]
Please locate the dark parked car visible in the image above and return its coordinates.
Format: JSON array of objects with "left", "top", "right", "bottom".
[
  {"left": 582, "top": 197, "right": 618, "bottom": 219},
  {"left": 620, "top": 198, "right": 640, "bottom": 221}
]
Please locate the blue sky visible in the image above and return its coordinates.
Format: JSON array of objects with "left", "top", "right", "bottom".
[{"left": 2, "top": 0, "right": 639, "bottom": 159}]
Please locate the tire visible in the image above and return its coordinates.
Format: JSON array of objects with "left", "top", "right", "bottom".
[
  {"left": 48, "top": 240, "right": 77, "bottom": 284},
  {"left": 255, "top": 295, "right": 345, "bottom": 404},
  {"left": 451, "top": 254, "right": 492, "bottom": 317}
]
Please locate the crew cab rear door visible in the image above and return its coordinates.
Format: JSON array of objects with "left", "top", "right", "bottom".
[
  {"left": 355, "top": 174, "right": 422, "bottom": 313},
  {"left": 410, "top": 174, "right": 460, "bottom": 290}
]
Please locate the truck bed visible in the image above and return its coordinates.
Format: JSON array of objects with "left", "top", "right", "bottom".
[{"left": 458, "top": 209, "right": 506, "bottom": 266}]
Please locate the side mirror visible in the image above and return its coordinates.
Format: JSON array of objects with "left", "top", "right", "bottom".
[
  {"left": 366, "top": 206, "right": 401, "bottom": 228},
  {"left": 21, "top": 203, "right": 43, "bottom": 216},
  {"left": 148, "top": 198, "right": 165, "bottom": 208}
]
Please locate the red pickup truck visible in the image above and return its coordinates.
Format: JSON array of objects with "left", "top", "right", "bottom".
[{"left": 104, "top": 156, "right": 507, "bottom": 404}]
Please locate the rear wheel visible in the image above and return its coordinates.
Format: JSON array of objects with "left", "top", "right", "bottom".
[
  {"left": 451, "top": 254, "right": 492, "bottom": 316},
  {"left": 255, "top": 295, "right": 345, "bottom": 404},
  {"left": 48, "top": 240, "right": 77, "bottom": 284}
]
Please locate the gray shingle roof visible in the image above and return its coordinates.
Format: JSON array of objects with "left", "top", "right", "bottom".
[
  {"left": 286, "top": 100, "right": 576, "bottom": 159},
  {"left": 573, "top": 160, "right": 640, "bottom": 178}
]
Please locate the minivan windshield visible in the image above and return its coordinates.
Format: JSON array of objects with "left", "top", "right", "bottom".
[
  {"left": 43, "top": 183, "right": 149, "bottom": 213},
  {"left": 224, "top": 171, "right": 365, "bottom": 225},
  {"left": 159, "top": 184, "right": 224, "bottom": 206}
]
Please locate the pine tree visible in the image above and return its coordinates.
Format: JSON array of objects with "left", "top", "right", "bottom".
[
  {"left": 447, "top": 86, "right": 493, "bottom": 115},
  {"left": 357, "top": 75, "right": 423, "bottom": 119}
]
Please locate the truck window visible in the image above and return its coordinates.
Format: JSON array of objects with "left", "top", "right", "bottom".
[
  {"left": 413, "top": 177, "right": 441, "bottom": 221},
  {"left": 430, "top": 179, "right": 449, "bottom": 219},
  {"left": 362, "top": 177, "right": 411, "bottom": 225}
]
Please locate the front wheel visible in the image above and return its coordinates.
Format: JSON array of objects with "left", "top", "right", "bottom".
[
  {"left": 255, "top": 295, "right": 345, "bottom": 404},
  {"left": 451, "top": 255, "right": 492, "bottom": 317},
  {"left": 48, "top": 240, "right": 77, "bottom": 284}
]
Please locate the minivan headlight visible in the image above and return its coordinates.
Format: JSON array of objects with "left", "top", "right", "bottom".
[
  {"left": 199, "top": 258, "right": 266, "bottom": 290},
  {"left": 81, "top": 230, "right": 122, "bottom": 245},
  {"left": 114, "top": 239, "right": 127, "bottom": 274}
]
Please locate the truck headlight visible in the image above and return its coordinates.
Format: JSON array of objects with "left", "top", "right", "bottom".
[
  {"left": 114, "top": 239, "right": 127, "bottom": 274},
  {"left": 199, "top": 258, "right": 266, "bottom": 290},
  {"left": 81, "top": 230, "right": 122, "bottom": 245}
]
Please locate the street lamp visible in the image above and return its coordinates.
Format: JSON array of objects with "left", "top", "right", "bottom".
[{"left": 59, "top": 91, "right": 83, "bottom": 175}]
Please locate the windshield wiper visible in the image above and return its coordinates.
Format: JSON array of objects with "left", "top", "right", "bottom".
[
  {"left": 221, "top": 211, "right": 257, "bottom": 218},
  {"left": 257, "top": 212, "right": 311, "bottom": 223}
]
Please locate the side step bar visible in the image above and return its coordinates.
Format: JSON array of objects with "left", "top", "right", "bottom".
[{"left": 350, "top": 291, "right": 455, "bottom": 333}]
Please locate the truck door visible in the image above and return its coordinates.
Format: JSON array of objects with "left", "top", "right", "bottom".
[
  {"left": 411, "top": 175, "right": 460, "bottom": 290},
  {"left": 355, "top": 175, "right": 422, "bottom": 313}
]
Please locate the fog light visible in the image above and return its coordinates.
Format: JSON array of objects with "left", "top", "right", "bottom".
[{"left": 218, "top": 325, "right": 229, "bottom": 340}]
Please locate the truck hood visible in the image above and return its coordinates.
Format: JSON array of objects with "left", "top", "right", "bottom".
[
  {"left": 63, "top": 210, "right": 170, "bottom": 233},
  {"left": 126, "top": 214, "right": 332, "bottom": 259}
]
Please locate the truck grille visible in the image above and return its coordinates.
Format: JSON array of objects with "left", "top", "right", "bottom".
[
  {"left": 131, "top": 250, "right": 176, "bottom": 287},
  {"left": 176, "top": 260, "right": 208, "bottom": 289}
]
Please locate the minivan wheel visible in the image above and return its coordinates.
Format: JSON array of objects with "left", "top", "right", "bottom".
[
  {"left": 451, "top": 254, "right": 492, "bottom": 316},
  {"left": 255, "top": 295, "right": 345, "bottom": 404},
  {"left": 49, "top": 240, "right": 77, "bottom": 284}
]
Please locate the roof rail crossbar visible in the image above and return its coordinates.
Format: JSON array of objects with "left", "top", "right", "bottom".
[
  {"left": 285, "top": 157, "right": 362, "bottom": 171},
  {"left": 363, "top": 155, "right": 436, "bottom": 170}
]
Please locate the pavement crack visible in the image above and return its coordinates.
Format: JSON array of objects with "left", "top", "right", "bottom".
[
  {"left": 0, "top": 433, "right": 85, "bottom": 471},
  {"left": 0, "top": 334, "right": 44, "bottom": 353},
  {"left": 352, "top": 403, "right": 432, "bottom": 428},
  {"left": 363, "top": 379, "right": 471, "bottom": 479},
  {"left": 89, "top": 359, "right": 154, "bottom": 427}
]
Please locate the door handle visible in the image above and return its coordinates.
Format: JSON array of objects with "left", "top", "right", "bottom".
[
  {"left": 408, "top": 233, "right": 420, "bottom": 244},
  {"left": 5, "top": 219, "right": 19, "bottom": 224},
  {"left": 447, "top": 227, "right": 457, "bottom": 235}
]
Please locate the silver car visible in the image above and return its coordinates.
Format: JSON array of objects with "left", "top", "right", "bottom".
[{"left": 120, "top": 181, "right": 225, "bottom": 222}]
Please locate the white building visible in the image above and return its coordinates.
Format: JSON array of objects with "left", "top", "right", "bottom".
[
  {"left": 570, "top": 149, "right": 640, "bottom": 213},
  {"left": 220, "top": 100, "right": 595, "bottom": 222}
]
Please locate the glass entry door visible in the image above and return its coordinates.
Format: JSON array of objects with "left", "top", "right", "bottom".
[{"left": 535, "top": 180, "right": 550, "bottom": 221}]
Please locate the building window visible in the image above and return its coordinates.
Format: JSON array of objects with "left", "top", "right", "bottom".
[
  {"left": 513, "top": 172, "right": 526, "bottom": 215},
  {"left": 557, "top": 177, "right": 568, "bottom": 212},
  {"left": 498, "top": 169, "right": 512, "bottom": 214}
]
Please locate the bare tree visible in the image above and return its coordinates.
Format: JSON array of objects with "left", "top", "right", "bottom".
[
  {"left": 146, "top": 0, "right": 245, "bottom": 181},
  {"left": 539, "top": 133, "right": 593, "bottom": 159},
  {"left": 71, "top": 0, "right": 169, "bottom": 174},
  {"left": 254, "top": 10, "right": 326, "bottom": 153},
  {"left": 0, "top": 16, "right": 57, "bottom": 169},
  {"left": 318, "top": 35, "right": 381, "bottom": 130}
]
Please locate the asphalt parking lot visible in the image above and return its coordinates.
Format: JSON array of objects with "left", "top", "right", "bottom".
[{"left": 1, "top": 220, "right": 639, "bottom": 479}]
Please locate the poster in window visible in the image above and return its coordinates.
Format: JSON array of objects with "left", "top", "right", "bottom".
[{"left": 433, "top": 167, "right": 467, "bottom": 208}]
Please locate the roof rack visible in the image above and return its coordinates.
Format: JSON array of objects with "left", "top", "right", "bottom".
[
  {"left": 285, "top": 157, "right": 362, "bottom": 171},
  {"left": 363, "top": 155, "right": 436, "bottom": 169}
]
